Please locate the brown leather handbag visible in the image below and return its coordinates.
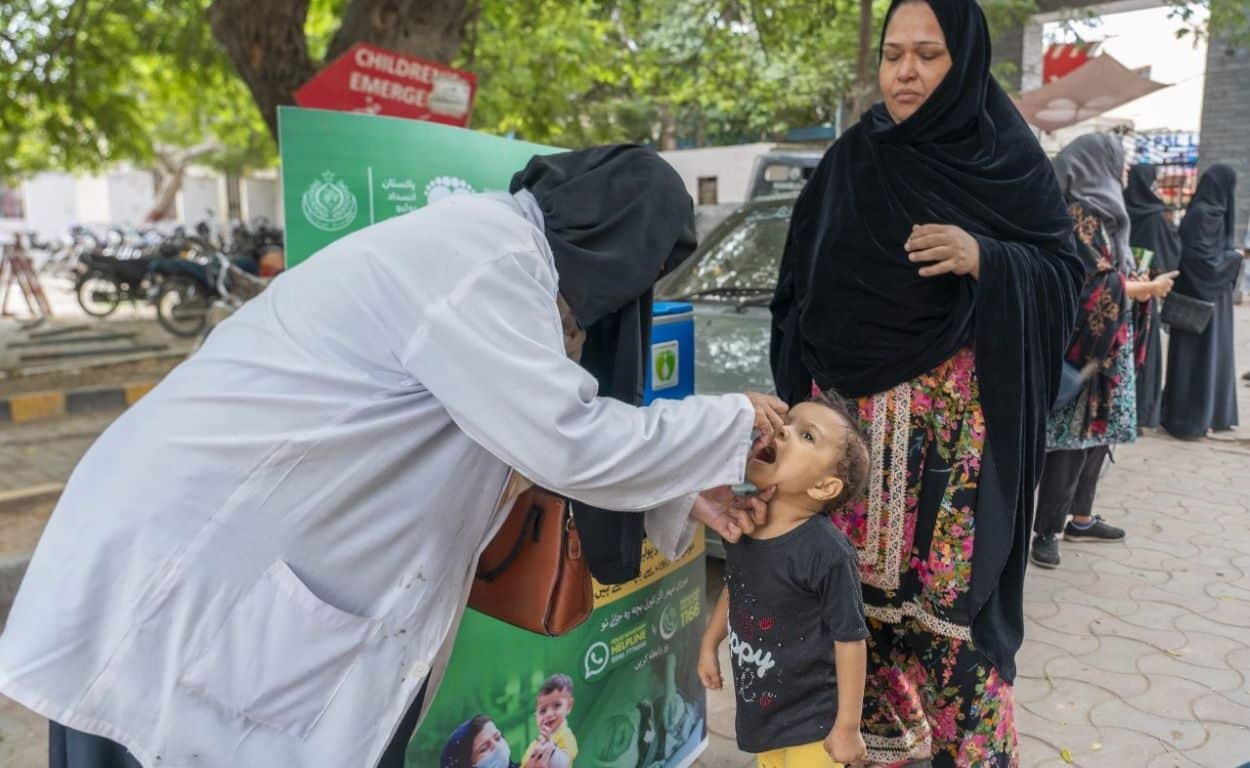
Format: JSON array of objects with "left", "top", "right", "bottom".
[{"left": 468, "top": 487, "right": 593, "bottom": 636}]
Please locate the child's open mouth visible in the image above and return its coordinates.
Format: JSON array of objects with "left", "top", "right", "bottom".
[{"left": 754, "top": 443, "right": 777, "bottom": 465}]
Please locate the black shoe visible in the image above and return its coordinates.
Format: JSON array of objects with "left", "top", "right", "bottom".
[
  {"left": 1030, "top": 535, "right": 1061, "bottom": 569},
  {"left": 1064, "top": 515, "right": 1126, "bottom": 542}
]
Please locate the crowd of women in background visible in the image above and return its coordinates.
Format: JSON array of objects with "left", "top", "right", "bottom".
[{"left": 1031, "top": 135, "right": 1245, "bottom": 570}]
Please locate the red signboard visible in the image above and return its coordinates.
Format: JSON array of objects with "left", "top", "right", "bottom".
[
  {"left": 1043, "top": 42, "right": 1098, "bottom": 84},
  {"left": 295, "top": 43, "right": 476, "bottom": 127}
]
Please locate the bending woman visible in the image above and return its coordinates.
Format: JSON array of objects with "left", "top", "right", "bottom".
[{"left": 770, "top": 0, "right": 1083, "bottom": 764}]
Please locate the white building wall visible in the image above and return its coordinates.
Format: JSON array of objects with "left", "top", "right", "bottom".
[
  {"left": 659, "top": 143, "right": 774, "bottom": 205},
  {"left": 20, "top": 172, "right": 79, "bottom": 240},
  {"left": 105, "top": 169, "right": 156, "bottom": 227},
  {"left": 179, "top": 174, "right": 226, "bottom": 226},
  {"left": 74, "top": 175, "right": 111, "bottom": 227},
  {"left": 23, "top": 168, "right": 278, "bottom": 235},
  {"left": 241, "top": 176, "right": 281, "bottom": 225}
]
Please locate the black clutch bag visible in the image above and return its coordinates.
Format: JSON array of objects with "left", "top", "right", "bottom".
[{"left": 1160, "top": 292, "right": 1215, "bottom": 334}]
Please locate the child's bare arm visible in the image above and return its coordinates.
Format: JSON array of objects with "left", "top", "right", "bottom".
[
  {"left": 825, "top": 639, "right": 868, "bottom": 763},
  {"left": 698, "top": 586, "right": 730, "bottom": 689}
]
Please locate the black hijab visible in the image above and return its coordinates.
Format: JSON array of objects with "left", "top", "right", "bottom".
[
  {"left": 1125, "top": 164, "right": 1169, "bottom": 219},
  {"left": 771, "top": 0, "right": 1083, "bottom": 681},
  {"left": 1177, "top": 164, "right": 1241, "bottom": 301},
  {"left": 1126, "top": 164, "right": 1181, "bottom": 273},
  {"left": 512, "top": 145, "right": 697, "bottom": 583}
]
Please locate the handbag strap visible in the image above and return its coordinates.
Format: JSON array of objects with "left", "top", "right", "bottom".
[{"left": 476, "top": 503, "right": 544, "bottom": 583}]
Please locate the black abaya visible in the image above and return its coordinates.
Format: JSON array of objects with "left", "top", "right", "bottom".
[
  {"left": 1126, "top": 165, "right": 1182, "bottom": 429},
  {"left": 1162, "top": 289, "right": 1239, "bottom": 437},
  {"left": 1161, "top": 165, "right": 1242, "bottom": 438}
]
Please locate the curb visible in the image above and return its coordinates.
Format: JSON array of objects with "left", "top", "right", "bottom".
[
  {"left": 0, "top": 483, "right": 64, "bottom": 514},
  {"left": 0, "top": 382, "right": 157, "bottom": 425}
]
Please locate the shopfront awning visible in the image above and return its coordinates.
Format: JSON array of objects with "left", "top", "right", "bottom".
[{"left": 1013, "top": 54, "right": 1169, "bottom": 133}]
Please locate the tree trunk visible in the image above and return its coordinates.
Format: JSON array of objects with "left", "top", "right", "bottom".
[
  {"left": 207, "top": 0, "right": 470, "bottom": 142},
  {"left": 327, "top": 0, "right": 470, "bottom": 63},
  {"left": 145, "top": 142, "right": 225, "bottom": 222},
  {"left": 848, "top": 0, "right": 878, "bottom": 121},
  {"left": 657, "top": 103, "right": 678, "bottom": 151},
  {"left": 207, "top": 0, "right": 317, "bottom": 141}
]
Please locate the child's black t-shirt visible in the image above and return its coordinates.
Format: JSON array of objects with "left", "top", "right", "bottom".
[{"left": 723, "top": 514, "right": 868, "bottom": 753}]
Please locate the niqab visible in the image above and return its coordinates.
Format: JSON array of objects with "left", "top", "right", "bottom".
[
  {"left": 771, "top": 0, "right": 1083, "bottom": 682},
  {"left": 1126, "top": 164, "right": 1181, "bottom": 273},
  {"left": 512, "top": 145, "right": 698, "bottom": 583},
  {"left": 1177, "top": 164, "right": 1240, "bottom": 301}
]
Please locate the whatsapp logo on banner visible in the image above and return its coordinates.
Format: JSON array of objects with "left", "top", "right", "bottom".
[
  {"left": 301, "top": 172, "right": 358, "bottom": 231},
  {"left": 584, "top": 640, "right": 610, "bottom": 681},
  {"left": 652, "top": 341, "right": 679, "bottom": 391}
]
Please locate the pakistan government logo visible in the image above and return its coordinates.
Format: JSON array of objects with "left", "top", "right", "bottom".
[
  {"left": 302, "top": 172, "right": 358, "bottom": 232},
  {"left": 425, "top": 176, "right": 475, "bottom": 205},
  {"left": 652, "top": 341, "right": 679, "bottom": 391}
]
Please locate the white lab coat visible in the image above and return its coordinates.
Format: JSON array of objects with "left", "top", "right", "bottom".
[{"left": 0, "top": 193, "right": 753, "bottom": 767}]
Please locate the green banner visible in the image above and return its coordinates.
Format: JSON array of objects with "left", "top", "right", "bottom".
[
  {"left": 409, "top": 539, "right": 709, "bottom": 768},
  {"left": 278, "top": 106, "right": 558, "bottom": 267}
]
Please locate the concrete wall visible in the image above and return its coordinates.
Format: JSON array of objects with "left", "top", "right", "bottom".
[
  {"left": 241, "top": 176, "right": 281, "bottom": 225},
  {"left": 20, "top": 173, "right": 78, "bottom": 240},
  {"left": 1198, "top": 38, "right": 1250, "bottom": 240},
  {"left": 105, "top": 170, "right": 156, "bottom": 227},
  {"left": 74, "top": 175, "right": 111, "bottom": 228},
  {"left": 178, "top": 174, "right": 226, "bottom": 226},
  {"left": 18, "top": 169, "right": 278, "bottom": 237},
  {"left": 660, "top": 143, "right": 774, "bottom": 205}
]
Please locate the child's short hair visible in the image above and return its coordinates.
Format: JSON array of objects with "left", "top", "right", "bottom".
[
  {"left": 808, "top": 390, "right": 870, "bottom": 515},
  {"left": 539, "top": 673, "right": 574, "bottom": 697}
]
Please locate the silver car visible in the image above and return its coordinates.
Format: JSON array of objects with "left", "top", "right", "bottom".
[{"left": 656, "top": 195, "right": 796, "bottom": 556}]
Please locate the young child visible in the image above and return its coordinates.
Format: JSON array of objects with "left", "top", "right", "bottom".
[
  {"left": 699, "top": 393, "right": 871, "bottom": 768},
  {"left": 521, "top": 674, "right": 578, "bottom": 768}
]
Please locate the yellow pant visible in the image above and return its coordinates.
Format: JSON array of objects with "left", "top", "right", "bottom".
[{"left": 756, "top": 741, "right": 843, "bottom": 768}]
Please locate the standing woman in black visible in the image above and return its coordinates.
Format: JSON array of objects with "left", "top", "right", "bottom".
[
  {"left": 769, "top": 0, "right": 1083, "bottom": 764},
  {"left": 1161, "top": 165, "right": 1242, "bottom": 439},
  {"left": 1125, "top": 164, "right": 1182, "bottom": 429}
]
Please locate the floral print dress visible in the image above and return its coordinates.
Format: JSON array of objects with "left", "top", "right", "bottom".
[
  {"left": 1047, "top": 200, "right": 1142, "bottom": 450},
  {"left": 815, "top": 348, "right": 1018, "bottom": 768}
]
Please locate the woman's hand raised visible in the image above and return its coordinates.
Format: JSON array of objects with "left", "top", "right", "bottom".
[
  {"left": 747, "top": 391, "right": 788, "bottom": 445},
  {"left": 906, "top": 224, "right": 981, "bottom": 280}
]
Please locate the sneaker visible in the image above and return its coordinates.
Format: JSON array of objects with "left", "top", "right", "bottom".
[
  {"left": 1064, "top": 515, "right": 1126, "bottom": 542},
  {"left": 1030, "top": 535, "right": 1061, "bottom": 569}
]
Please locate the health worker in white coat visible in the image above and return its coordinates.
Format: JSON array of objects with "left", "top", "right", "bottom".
[{"left": 0, "top": 146, "right": 785, "bottom": 768}]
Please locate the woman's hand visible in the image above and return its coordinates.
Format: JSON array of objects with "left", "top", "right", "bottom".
[
  {"left": 1150, "top": 270, "right": 1179, "bottom": 299},
  {"left": 692, "top": 486, "right": 776, "bottom": 541},
  {"left": 906, "top": 224, "right": 981, "bottom": 280},
  {"left": 747, "top": 391, "right": 787, "bottom": 444}
]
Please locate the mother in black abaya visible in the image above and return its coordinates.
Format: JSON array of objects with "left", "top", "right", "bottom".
[
  {"left": 770, "top": 0, "right": 1083, "bottom": 764},
  {"left": 1162, "top": 165, "right": 1243, "bottom": 438}
]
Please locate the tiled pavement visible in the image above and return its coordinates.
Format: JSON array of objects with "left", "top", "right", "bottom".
[{"left": 2, "top": 309, "right": 1249, "bottom": 767}]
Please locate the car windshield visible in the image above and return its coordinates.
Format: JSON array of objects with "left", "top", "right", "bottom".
[{"left": 662, "top": 203, "right": 791, "bottom": 302}]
